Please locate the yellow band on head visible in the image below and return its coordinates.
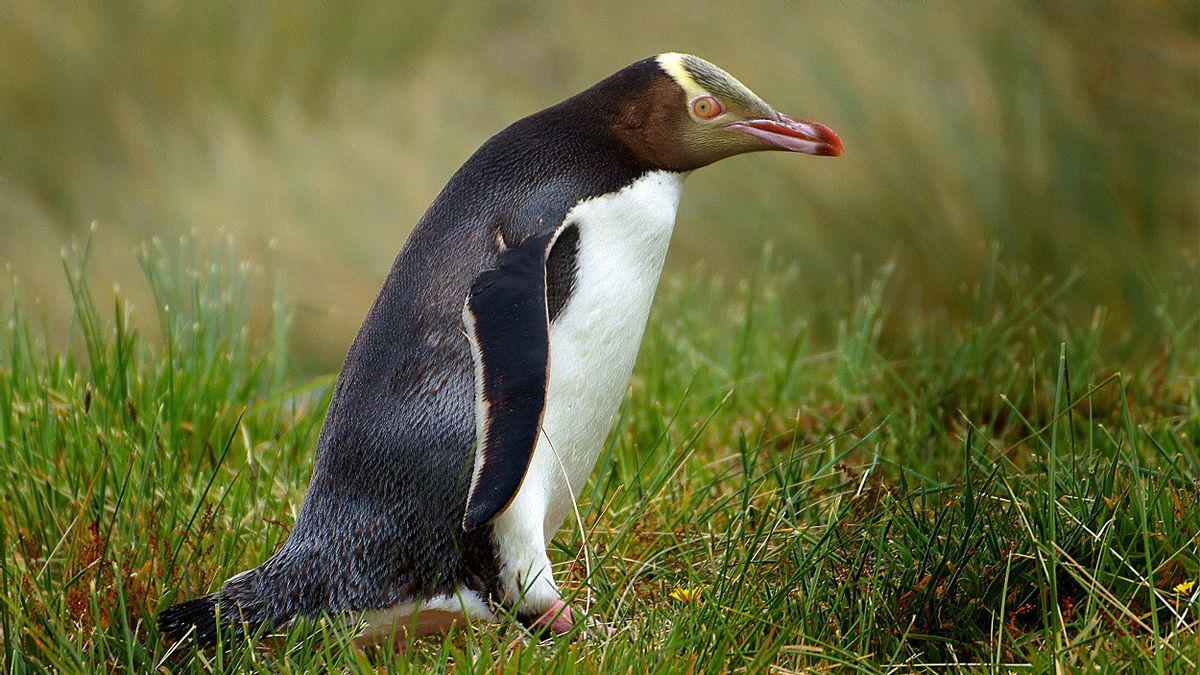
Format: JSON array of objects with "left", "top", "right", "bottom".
[
  {"left": 656, "top": 53, "right": 770, "bottom": 114},
  {"left": 656, "top": 53, "right": 707, "bottom": 100}
]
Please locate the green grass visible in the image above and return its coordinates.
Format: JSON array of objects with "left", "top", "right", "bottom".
[{"left": 1, "top": 235, "right": 1196, "bottom": 672}]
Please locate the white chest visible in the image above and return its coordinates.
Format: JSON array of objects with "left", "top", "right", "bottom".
[{"left": 524, "top": 170, "right": 685, "bottom": 538}]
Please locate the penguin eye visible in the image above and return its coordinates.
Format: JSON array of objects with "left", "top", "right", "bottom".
[{"left": 691, "top": 95, "right": 723, "bottom": 120}]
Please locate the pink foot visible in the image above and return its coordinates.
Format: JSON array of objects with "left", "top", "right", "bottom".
[
  {"left": 531, "top": 600, "right": 617, "bottom": 639},
  {"left": 533, "top": 599, "right": 575, "bottom": 636}
]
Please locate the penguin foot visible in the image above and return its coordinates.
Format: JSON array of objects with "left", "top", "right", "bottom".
[
  {"left": 528, "top": 600, "right": 617, "bottom": 640},
  {"left": 532, "top": 599, "right": 575, "bottom": 636}
]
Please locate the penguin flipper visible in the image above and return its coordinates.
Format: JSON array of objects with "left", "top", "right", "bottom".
[{"left": 461, "top": 227, "right": 569, "bottom": 531}]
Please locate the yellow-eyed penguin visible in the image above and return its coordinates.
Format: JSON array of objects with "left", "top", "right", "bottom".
[{"left": 159, "top": 53, "right": 842, "bottom": 645}]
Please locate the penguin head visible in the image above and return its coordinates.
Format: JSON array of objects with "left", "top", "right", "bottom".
[{"left": 596, "top": 53, "right": 843, "bottom": 172}]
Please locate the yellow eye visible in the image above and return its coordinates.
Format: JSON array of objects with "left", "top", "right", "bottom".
[{"left": 691, "top": 95, "right": 723, "bottom": 119}]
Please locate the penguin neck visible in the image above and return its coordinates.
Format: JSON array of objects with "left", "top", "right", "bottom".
[{"left": 561, "top": 170, "right": 686, "bottom": 258}]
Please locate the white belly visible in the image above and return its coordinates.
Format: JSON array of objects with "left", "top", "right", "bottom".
[
  {"left": 528, "top": 170, "right": 685, "bottom": 539},
  {"left": 487, "top": 170, "right": 685, "bottom": 610}
]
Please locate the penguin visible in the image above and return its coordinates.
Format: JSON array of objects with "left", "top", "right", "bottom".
[{"left": 158, "top": 53, "right": 842, "bottom": 646}]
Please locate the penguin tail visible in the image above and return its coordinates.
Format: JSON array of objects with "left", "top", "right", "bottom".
[
  {"left": 158, "top": 594, "right": 220, "bottom": 645},
  {"left": 158, "top": 565, "right": 295, "bottom": 647},
  {"left": 159, "top": 593, "right": 276, "bottom": 648},
  {"left": 161, "top": 592, "right": 272, "bottom": 649}
]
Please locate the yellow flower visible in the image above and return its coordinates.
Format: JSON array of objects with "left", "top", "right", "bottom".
[
  {"left": 669, "top": 586, "right": 705, "bottom": 604},
  {"left": 1174, "top": 580, "right": 1195, "bottom": 596}
]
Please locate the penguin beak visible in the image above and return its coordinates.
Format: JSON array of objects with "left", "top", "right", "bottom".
[{"left": 725, "top": 115, "right": 844, "bottom": 157}]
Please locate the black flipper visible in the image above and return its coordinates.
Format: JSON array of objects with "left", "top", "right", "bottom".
[{"left": 461, "top": 225, "right": 571, "bottom": 531}]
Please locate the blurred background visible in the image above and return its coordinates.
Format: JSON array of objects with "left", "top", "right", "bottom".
[{"left": 1, "top": 1, "right": 1196, "bottom": 374}]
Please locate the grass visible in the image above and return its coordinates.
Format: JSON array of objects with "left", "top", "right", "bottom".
[{"left": 1, "top": 234, "right": 1196, "bottom": 672}]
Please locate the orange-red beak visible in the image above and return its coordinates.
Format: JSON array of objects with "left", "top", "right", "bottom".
[{"left": 725, "top": 116, "right": 843, "bottom": 157}]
